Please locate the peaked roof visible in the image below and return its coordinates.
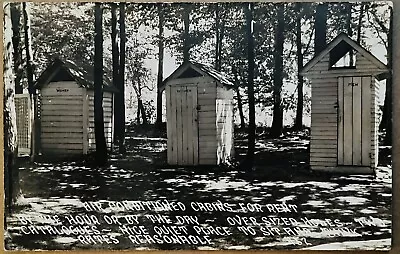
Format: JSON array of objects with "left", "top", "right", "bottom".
[
  {"left": 160, "top": 61, "right": 234, "bottom": 91},
  {"left": 34, "top": 57, "right": 118, "bottom": 93},
  {"left": 301, "top": 33, "right": 388, "bottom": 76}
]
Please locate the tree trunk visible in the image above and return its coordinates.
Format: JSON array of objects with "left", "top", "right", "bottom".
[
  {"left": 294, "top": 3, "right": 304, "bottom": 131},
  {"left": 11, "top": 3, "right": 23, "bottom": 94},
  {"left": 4, "top": 3, "right": 19, "bottom": 213},
  {"left": 136, "top": 101, "right": 141, "bottom": 125},
  {"left": 232, "top": 66, "right": 245, "bottom": 129},
  {"left": 156, "top": 4, "right": 164, "bottom": 126},
  {"left": 356, "top": 3, "right": 366, "bottom": 44},
  {"left": 241, "top": 3, "right": 255, "bottom": 170},
  {"left": 215, "top": 3, "right": 221, "bottom": 71},
  {"left": 118, "top": 3, "right": 126, "bottom": 153},
  {"left": 94, "top": 3, "right": 107, "bottom": 166},
  {"left": 22, "top": 2, "right": 35, "bottom": 95},
  {"left": 314, "top": 3, "right": 328, "bottom": 55},
  {"left": 383, "top": 7, "right": 393, "bottom": 146},
  {"left": 346, "top": 3, "right": 354, "bottom": 65},
  {"left": 139, "top": 99, "right": 148, "bottom": 125},
  {"left": 111, "top": 3, "right": 120, "bottom": 146},
  {"left": 183, "top": 4, "right": 190, "bottom": 62},
  {"left": 270, "top": 3, "right": 285, "bottom": 138}
]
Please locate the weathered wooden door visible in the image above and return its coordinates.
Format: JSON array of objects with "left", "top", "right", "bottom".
[
  {"left": 338, "top": 76, "right": 371, "bottom": 166},
  {"left": 166, "top": 85, "right": 199, "bottom": 165}
]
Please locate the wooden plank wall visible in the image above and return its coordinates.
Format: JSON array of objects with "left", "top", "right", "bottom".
[
  {"left": 87, "top": 91, "right": 114, "bottom": 151},
  {"left": 216, "top": 86, "right": 234, "bottom": 164},
  {"left": 361, "top": 77, "right": 372, "bottom": 166},
  {"left": 309, "top": 74, "right": 338, "bottom": 170},
  {"left": 371, "top": 78, "right": 380, "bottom": 168},
  {"left": 197, "top": 78, "right": 217, "bottom": 165},
  {"left": 40, "top": 81, "right": 84, "bottom": 155},
  {"left": 304, "top": 53, "right": 386, "bottom": 79},
  {"left": 308, "top": 51, "right": 380, "bottom": 173}
]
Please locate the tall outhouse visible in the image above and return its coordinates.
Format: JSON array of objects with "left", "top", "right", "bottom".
[
  {"left": 301, "top": 33, "right": 389, "bottom": 174},
  {"left": 161, "top": 61, "right": 235, "bottom": 166},
  {"left": 34, "top": 57, "right": 118, "bottom": 156}
]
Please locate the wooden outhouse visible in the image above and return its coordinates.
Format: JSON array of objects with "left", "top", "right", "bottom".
[
  {"left": 34, "top": 58, "right": 118, "bottom": 156},
  {"left": 161, "top": 61, "right": 235, "bottom": 165},
  {"left": 301, "top": 33, "right": 389, "bottom": 174}
]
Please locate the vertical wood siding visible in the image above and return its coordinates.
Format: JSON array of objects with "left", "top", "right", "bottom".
[
  {"left": 166, "top": 84, "right": 198, "bottom": 165},
  {"left": 166, "top": 79, "right": 201, "bottom": 165},
  {"left": 166, "top": 77, "right": 234, "bottom": 165}
]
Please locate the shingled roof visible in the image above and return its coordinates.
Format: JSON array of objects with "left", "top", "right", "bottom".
[
  {"left": 160, "top": 61, "right": 234, "bottom": 91},
  {"left": 34, "top": 57, "right": 118, "bottom": 93}
]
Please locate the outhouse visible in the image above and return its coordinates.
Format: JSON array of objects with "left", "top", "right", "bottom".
[
  {"left": 161, "top": 61, "right": 235, "bottom": 165},
  {"left": 34, "top": 58, "right": 118, "bottom": 156},
  {"left": 300, "top": 33, "right": 389, "bottom": 174}
]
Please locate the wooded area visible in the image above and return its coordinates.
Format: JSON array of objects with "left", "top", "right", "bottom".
[{"left": 3, "top": 2, "right": 393, "bottom": 208}]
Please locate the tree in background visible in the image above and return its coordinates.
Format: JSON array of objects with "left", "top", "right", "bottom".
[
  {"left": 23, "top": 2, "right": 35, "bottom": 95},
  {"left": 4, "top": 3, "right": 20, "bottom": 212},
  {"left": 182, "top": 4, "right": 191, "bottom": 62},
  {"left": 30, "top": 3, "right": 96, "bottom": 75},
  {"left": 10, "top": 3, "right": 23, "bottom": 94},
  {"left": 111, "top": 3, "right": 120, "bottom": 141},
  {"left": 293, "top": 2, "right": 305, "bottom": 130},
  {"left": 119, "top": 2, "right": 126, "bottom": 151},
  {"left": 241, "top": 3, "right": 255, "bottom": 170},
  {"left": 111, "top": 3, "right": 126, "bottom": 153},
  {"left": 94, "top": 3, "right": 107, "bottom": 166},
  {"left": 155, "top": 3, "right": 164, "bottom": 126},
  {"left": 368, "top": 4, "right": 393, "bottom": 145},
  {"left": 214, "top": 3, "right": 225, "bottom": 71},
  {"left": 314, "top": 3, "right": 328, "bottom": 55},
  {"left": 270, "top": 3, "right": 285, "bottom": 138}
]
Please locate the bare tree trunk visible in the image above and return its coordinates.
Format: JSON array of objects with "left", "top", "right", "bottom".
[
  {"left": 346, "top": 3, "right": 355, "bottom": 65},
  {"left": 270, "top": 3, "right": 285, "bottom": 138},
  {"left": 214, "top": 4, "right": 225, "bottom": 72},
  {"left": 156, "top": 4, "right": 164, "bottom": 126},
  {"left": 215, "top": 3, "right": 221, "bottom": 71},
  {"left": 22, "top": 2, "right": 35, "bottom": 95},
  {"left": 383, "top": 7, "right": 393, "bottom": 146},
  {"left": 94, "top": 3, "right": 107, "bottom": 166},
  {"left": 232, "top": 66, "right": 245, "bottom": 129},
  {"left": 111, "top": 3, "right": 120, "bottom": 145},
  {"left": 11, "top": 3, "right": 23, "bottom": 94},
  {"left": 314, "top": 3, "right": 328, "bottom": 55},
  {"left": 241, "top": 3, "right": 255, "bottom": 170},
  {"left": 183, "top": 4, "right": 190, "bottom": 62},
  {"left": 4, "top": 3, "right": 19, "bottom": 213},
  {"left": 294, "top": 2, "right": 304, "bottom": 131},
  {"left": 118, "top": 3, "right": 126, "bottom": 153},
  {"left": 136, "top": 102, "right": 140, "bottom": 125},
  {"left": 135, "top": 78, "right": 148, "bottom": 125},
  {"left": 356, "top": 3, "right": 366, "bottom": 43},
  {"left": 139, "top": 99, "right": 148, "bottom": 125}
]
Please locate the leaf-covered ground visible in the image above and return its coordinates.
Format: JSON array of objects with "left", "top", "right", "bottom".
[{"left": 5, "top": 131, "right": 392, "bottom": 250}]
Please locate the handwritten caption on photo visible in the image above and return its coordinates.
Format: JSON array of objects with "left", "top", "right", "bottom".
[{"left": 16, "top": 200, "right": 385, "bottom": 246}]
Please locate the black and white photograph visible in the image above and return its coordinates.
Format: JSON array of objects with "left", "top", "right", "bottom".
[{"left": 3, "top": 1, "right": 395, "bottom": 251}]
